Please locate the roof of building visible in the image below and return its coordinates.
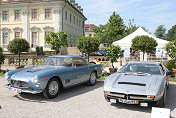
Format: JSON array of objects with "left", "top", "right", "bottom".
[
  {"left": 0, "top": 0, "right": 87, "bottom": 20},
  {"left": 85, "top": 24, "right": 96, "bottom": 32}
]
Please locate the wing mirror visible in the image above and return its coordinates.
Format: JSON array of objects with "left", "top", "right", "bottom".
[{"left": 166, "top": 71, "right": 172, "bottom": 76}]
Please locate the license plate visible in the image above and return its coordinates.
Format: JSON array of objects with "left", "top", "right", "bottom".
[
  {"left": 110, "top": 99, "right": 116, "bottom": 103},
  {"left": 118, "top": 99, "right": 138, "bottom": 104},
  {"left": 9, "top": 87, "right": 21, "bottom": 93}
]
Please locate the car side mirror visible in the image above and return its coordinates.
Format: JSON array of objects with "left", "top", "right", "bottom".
[{"left": 166, "top": 72, "right": 172, "bottom": 76}]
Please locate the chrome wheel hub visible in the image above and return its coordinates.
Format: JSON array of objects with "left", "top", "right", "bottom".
[
  {"left": 90, "top": 73, "right": 96, "bottom": 84},
  {"left": 49, "top": 81, "right": 58, "bottom": 96}
]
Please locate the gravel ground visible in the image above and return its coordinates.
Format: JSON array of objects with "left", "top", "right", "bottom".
[{"left": 0, "top": 77, "right": 176, "bottom": 118}]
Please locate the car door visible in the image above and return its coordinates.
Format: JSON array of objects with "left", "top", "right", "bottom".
[
  {"left": 71, "top": 58, "right": 90, "bottom": 84},
  {"left": 160, "top": 63, "right": 169, "bottom": 84}
]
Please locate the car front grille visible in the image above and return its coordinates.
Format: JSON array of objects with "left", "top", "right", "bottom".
[
  {"left": 109, "top": 92, "right": 149, "bottom": 100},
  {"left": 11, "top": 80, "right": 28, "bottom": 88}
]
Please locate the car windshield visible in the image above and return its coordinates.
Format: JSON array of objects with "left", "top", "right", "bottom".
[
  {"left": 45, "top": 57, "right": 73, "bottom": 67},
  {"left": 118, "top": 63, "right": 162, "bottom": 75}
]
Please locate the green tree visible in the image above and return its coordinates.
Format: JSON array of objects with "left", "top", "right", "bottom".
[
  {"left": 0, "top": 47, "right": 5, "bottom": 69},
  {"left": 166, "top": 39, "right": 176, "bottom": 61},
  {"left": 45, "top": 31, "right": 68, "bottom": 54},
  {"left": 154, "top": 25, "right": 167, "bottom": 39},
  {"left": 7, "top": 38, "right": 30, "bottom": 66},
  {"left": 131, "top": 35, "right": 158, "bottom": 60},
  {"left": 93, "top": 11, "right": 126, "bottom": 44},
  {"left": 77, "top": 36, "right": 100, "bottom": 62},
  {"left": 165, "top": 25, "right": 176, "bottom": 41},
  {"left": 126, "top": 19, "right": 138, "bottom": 35},
  {"left": 105, "top": 45, "right": 121, "bottom": 68}
]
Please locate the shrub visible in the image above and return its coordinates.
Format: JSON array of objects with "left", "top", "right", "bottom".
[
  {"left": 39, "top": 46, "right": 43, "bottom": 53},
  {"left": 36, "top": 46, "right": 40, "bottom": 53},
  {"left": 166, "top": 59, "right": 176, "bottom": 72}
]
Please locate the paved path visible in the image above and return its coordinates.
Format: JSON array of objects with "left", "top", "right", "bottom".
[{"left": 0, "top": 77, "right": 176, "bottom": 118}]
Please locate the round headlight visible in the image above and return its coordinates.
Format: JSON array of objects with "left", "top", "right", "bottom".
[{"left": 33, "top": 76, "right": 39, "bottom": 83}]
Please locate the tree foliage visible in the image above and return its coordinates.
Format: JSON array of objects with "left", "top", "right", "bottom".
[
  {"left": 126, "top": 19, "right": 138, "bottom": 35},
  {"left": 77, "top": 36, "right": 100, "bottom": 62},
  {"left": 93, "top": 11, "right": 126, "bottom": 44},
  {"left": 165, "top": 24, "right": 176, "bottom": 41},
  {"left": 154, "top": 25, "right": 167, "bottom": 39},
  {"left": 7, "top": 38, "right": 30, "bottom": 66},
  {"left": 105, "top": 45, "right": 121, "bottom": 68},
  {"left": 166, "top": 59, "right": 176, "bottom": 72},
  {"left": 45, "top": 31, "right": 68, "bottom": 54},
  {"left": 0, "top": 47, "right": 5, "bottom": 65},
  {"left": 166, "top": 39, "right": 176, "bottom": 61},
  {"left": 131, "top": 35, "right": 158, "bottom": 60}
]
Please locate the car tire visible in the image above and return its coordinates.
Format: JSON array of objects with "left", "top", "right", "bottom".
[
  {"left": 157, "top": 89, "right": 166, "bottom": 108},
  {"left": 90, "top": 62, "right": 96, "bottom": 64},
  {"left": 167, "top": 83, "right": 169, "bottom": 89},
  {"left": 43, "top": 78, "right": 60, "bottom": 99},
  {"left": 87, "top": 71, "right": 97, "bottom": 86}
]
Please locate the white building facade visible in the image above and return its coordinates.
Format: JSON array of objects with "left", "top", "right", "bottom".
[{"left": 0, "top": 0, "right": 86, "bottom": 51}]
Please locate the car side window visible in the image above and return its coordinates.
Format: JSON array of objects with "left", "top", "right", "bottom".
[
  {"left": 74, "top": 58, "right": 87, "bottom": 67},
  {"left": 159, "top": 64, "right": 165, "bottom": 75}
]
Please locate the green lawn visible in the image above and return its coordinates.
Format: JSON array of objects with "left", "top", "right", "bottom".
[{"left": 169, "top": 78, "right": 176, "bottom": 82}]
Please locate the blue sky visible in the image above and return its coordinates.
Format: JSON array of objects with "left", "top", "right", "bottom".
[{"left": 76, "top": 0, "right": 176, "bottom": 34}]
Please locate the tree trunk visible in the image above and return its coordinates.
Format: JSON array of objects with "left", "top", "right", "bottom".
[
  {"left": 143, "top": 52, "right": 144, "bottom": 61},
  {"left": 112, "top": 61, "right": 114, "bottom": 68},
  {"left": 88, "top": 53, "right": 90, "bottom": 62},
  {"left": 19, "top": 52, "right": 20, "bottom": 66}
]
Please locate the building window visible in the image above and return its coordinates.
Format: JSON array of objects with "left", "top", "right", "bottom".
[
  {"left": 45, "top": 31, "right": 50, "bottom": 47},
  {"left": 73, "top": 16, "right": 75, "bottom": 25},
  {"left": 43, "top": 26, "right": 53, "bottom": 47},
  {"left": 2, "top": 33, "right": 8, "bottom": 47},
  {"left": 77, "top": 18, "right": 78, "bottom": 26},
  {"left": 15, "top": 32, "right": 21, "bottom": 39},
  {"left": 45, "top": 9, "right": 51, "bottom": 19},
  {"left": 65, "top": 11, "right": 67, "bottom": 21},
  {"left": 70, "top": 13, "right": 72, "bottom": 23},
  {"left": 2, "top": 11, "right": 8, "bottom": 21},
  {"left": 14, "top": 10, "right": 20, "bottom": 20},
  {"left": 32, "top": 9, "right": 38, "bottom": 19},
  {"left": 79, "top": 20, "right": 81, "bottom": 27},
  {"left": 32, "top": 32, "right": 37, "bottom": 47}
]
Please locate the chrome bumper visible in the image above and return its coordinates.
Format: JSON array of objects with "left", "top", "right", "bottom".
[{"left": 5, "top": 84, "right": 43, "bottom": 94}]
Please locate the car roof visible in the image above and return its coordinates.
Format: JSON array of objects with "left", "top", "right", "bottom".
[
  {"left": 49, "top": 55, "right": 83, "bottom": 58},
  {"left": 128, "top": 61, "right": 160, "bottom": 65}
]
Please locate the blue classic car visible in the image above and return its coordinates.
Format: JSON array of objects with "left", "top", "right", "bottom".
[{"left": 5, "top": 55, "right": 102, "bottom": 98}]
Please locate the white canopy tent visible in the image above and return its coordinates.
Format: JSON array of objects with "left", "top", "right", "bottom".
[{"left": 112, "top": 27, "right": 169, "bottom": 49}]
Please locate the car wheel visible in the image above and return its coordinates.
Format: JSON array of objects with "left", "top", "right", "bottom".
[
  {"left": 90, "top": 62, "right": 96, "bottom": 64},
  {"left": 167, "top": 82, "right": 169, "bottom": 89},
  {"left": 87, "top": 71, "right": 97, "bottom": 86},
  {"left": 43, "top": 78, "right": 60, "bottom": 99},
  {"left": 157, "top": 89, "right": 166, "bottom": 108}
]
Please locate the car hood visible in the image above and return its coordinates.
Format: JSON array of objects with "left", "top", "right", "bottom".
[
  {"left": 105, "top": 73, "right": 162, "bottom": 95},
  {"left": 11, "top": 66, "right": 65, "bottom": 81}
]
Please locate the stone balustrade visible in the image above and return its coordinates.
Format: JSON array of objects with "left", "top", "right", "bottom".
[{"left": 3, "top": 52, "right": 55, "bottom": 66}]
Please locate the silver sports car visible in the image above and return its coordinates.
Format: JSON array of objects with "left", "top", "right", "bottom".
[{"left": 104, "top": 61, "right": 172, "bottom": 107}]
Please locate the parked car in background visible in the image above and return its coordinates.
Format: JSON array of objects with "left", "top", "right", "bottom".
[
  {"left": 5, "top": 55, "right": 102, "bottom": 99},
  {"left": 104, "top": 61, "right": 171, "bottom": 107},
  {"left": 82, "top": 50, "right": 107, "bottom": 64}
]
